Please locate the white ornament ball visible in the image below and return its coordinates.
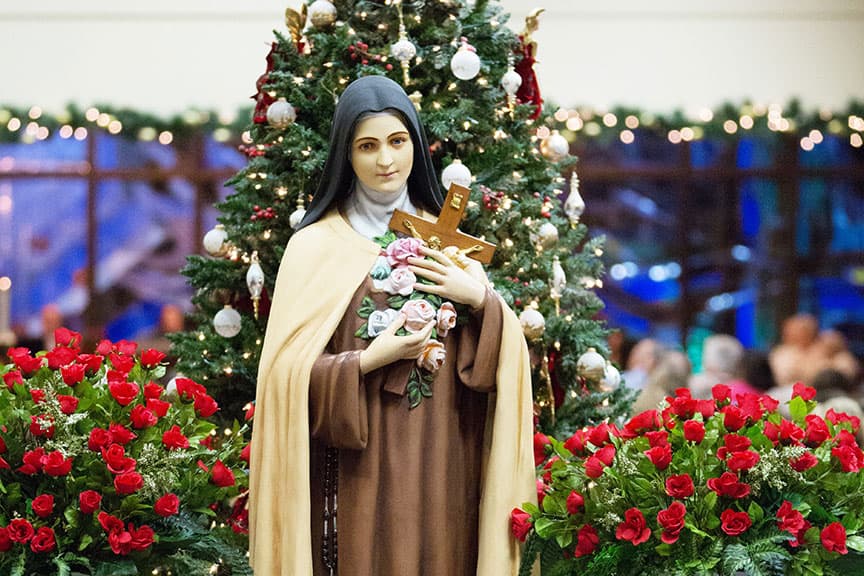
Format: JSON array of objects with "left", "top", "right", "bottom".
[
  {"left": 213, "top": 305, "right": 242, "bottom": 338},
  {"left": 450, "top": 41, "right": 481, "bottom": 80},
  {"left": 537, "top": 222, "right": 559, "bottom": 247},
  {"left": 601, "top": 363, "right": 621, "bottom": 390},
  {"left": 577, "top": 348, "right": 607, "bottom": 381},
  {"left": 308, "top": 0, "right": 337, "bottom": 28},
  {"left": 203, "top": 224, "right": 228, "bottom": 256},
  {"left": 441, "top": 160, "right": 472, "bottom": 191},
  {"left": 551, "top": 257, "right": 566, "bottom": 297},
  {"left": 266, "top": 98, "right": 297, "bottom": 129},
  {"left": 390, "top": 38, "right": 417, "bottom": 63},
  {"left": 289, "top": 207, "right": 307, "bottom": 230},
  {"left": 564, "top": 189, "right": 586, "bottom": 224},
  {"left": 500, "top": 68, "right": 522, "bottom": 96},
  {"left": 519, "top": 308, "right": 546, "bottom": 340},
  {"left": 246, "top": 254, "right": 265, "bottom": 300},
  {"left": 541, "top": 130, "right": 570, "bottom": 161}
]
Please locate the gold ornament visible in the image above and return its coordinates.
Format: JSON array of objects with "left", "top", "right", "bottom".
[
  {"left": 540, "top": 130, "right": 570, "bottom": 161},
  {"left": 577, "top": 347, "right": 606, "bottom": 381},
  {"left": 284, "top": 4, "right": 308, "bottom": 46},
  {"left": 308, "top": 0, "right": 337, "bottom": 29},
  {"left": 519, "top": 307, "right": 546, "bottom": 340}
]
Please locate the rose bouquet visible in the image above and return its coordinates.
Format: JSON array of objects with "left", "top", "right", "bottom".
[
  {"left": 356, "top": 233, "right": 463, "bottom": 409},
  {"left": 516, "top": 383, "right": 864, "bottom": 575},
  {"left": 0, "top": 328, "right": 251, "bottom": 575}
]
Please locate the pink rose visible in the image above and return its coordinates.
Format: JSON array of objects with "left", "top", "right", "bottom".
[
  {"left": 384, "top": 237, "right": 423, "bottom": 268},
  {"left": 436, "top": 302, "right": 457, "bottom": 338},
  {"left": 382, "top": 267, "right": 417, "bottom": 296},
  {"left": 400, "top": 299, "right": 436, "bottom": 333},
  {"left": 417, "top": 340, "right": 446, "bottom": 372}
]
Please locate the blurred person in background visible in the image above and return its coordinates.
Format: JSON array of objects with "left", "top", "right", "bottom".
[
  {"left": 769, "top": 313, "right": 819, "bottom": 387},
  {"left": 621, "top": 337, "right": 663, "bottom": 392},
  {"left": 631, "top": 349, "right": 691, "bottom": 414},
  {"left": 724, "top": 349, "right": 777, "bottom": 401},
  {"left": 688, "top": 334, "right": 744, "bottom": 399}
]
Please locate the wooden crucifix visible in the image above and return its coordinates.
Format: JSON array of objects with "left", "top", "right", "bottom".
[{"left": 388, "top": 182, "right": 497, "bottom": 264}]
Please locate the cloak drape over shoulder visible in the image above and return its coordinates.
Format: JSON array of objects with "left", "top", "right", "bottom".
[{"left": 249, "top": 209, "right": 536, "bottom": 575}]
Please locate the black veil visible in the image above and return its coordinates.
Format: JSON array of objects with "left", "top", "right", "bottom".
[{"left": 299, "top": 75, "right": 443, "bottom": 228}]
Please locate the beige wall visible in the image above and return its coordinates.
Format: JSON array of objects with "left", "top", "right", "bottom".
[{"left": 1, "top": 0, "right": 862, "bottom": 114}]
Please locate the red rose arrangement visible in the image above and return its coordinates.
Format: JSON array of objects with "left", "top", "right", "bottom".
[
  {"left": 516, "top": 383, "right": 864, "bottom": 574},
  {"left": 0, "top": 328, "right": 251, "bottom": 575}
]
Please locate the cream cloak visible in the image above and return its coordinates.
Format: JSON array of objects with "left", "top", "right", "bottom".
[{"left": 248, "top": 208, "right": 536, "bottom": 575}]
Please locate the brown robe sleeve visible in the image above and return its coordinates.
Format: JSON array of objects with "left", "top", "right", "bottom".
[
  {"left": 455, "top": 286, "right": 503, "bottom": 393},
  {"left": 308, "top": 350, "right": 368, "bottom": 450}
]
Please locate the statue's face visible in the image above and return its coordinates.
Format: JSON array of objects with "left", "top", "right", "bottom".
[{"left": 350, "top": 113, "right": 414, "bottom": 195}]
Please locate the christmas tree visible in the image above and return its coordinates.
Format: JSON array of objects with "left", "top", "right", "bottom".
[{"left": 171, "top": 0, "right": 632, "bottom": 436}]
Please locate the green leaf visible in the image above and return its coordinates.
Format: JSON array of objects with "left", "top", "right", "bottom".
[
  {"left": 354, "top": 323, "right": 369, "bottom": 339},
  {"left": 748, "top": 501, "right": 764, "bottom": 523},
  {"left": 789, "top": 396, "right": 808, "bottom": 422},
  {"left": 78, "top": 534, "right": 94, "bottom": 552},
  {"left": 533, "top": 516, "right": 557, "bottom": 538},
  {"left": 703, "top": 490, "right": 718, "bottom": 511},
  {"left": 94, "top": 559, "right": 139, "bottom": 576},
  {"left": 846, "top": 535, "right": 864, "bottom": 552}
]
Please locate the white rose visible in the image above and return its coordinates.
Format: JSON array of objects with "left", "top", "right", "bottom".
[
  {"left": 383, "top": 267, "right": 416, "bottom": 296},
  {"left": 367, "top": 308, "right": 400, "bottom": 338},
  {"left": 400, "top": 299, "right": 436, "bottom": 333},
  {"left": 417, "top": 339, "right": 446, "bottom": 373}
]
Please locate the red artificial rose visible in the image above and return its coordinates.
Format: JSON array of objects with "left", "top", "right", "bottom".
[
  {"left": 644, "top": 444, "right": 672, "bottom": 470},
  {"left": 57, "top": 394, "right": 79, "bottom": 414},
  {"left": 683, "top": 420, "right": 705, "bottom": 443},
  {"left": 712, "top": 384, "right": 732, "bottom": 404},
  {"left": 595, "top": 444, "right": 616, "bottom": 466},
  {"left": 826, "top": 408, "right": 861, "bottom": 433},
  {"left": 43, "top": 450, "right": 73, "bottom": 476},
  {"left": 707, "top": 472, "right": 751, "bottom": 499},
  {"left": 109, "top": 353, "right": 136, "bottom": 375},
  {"left": 821, "top": 522, "right": 848, "bottom": 554},
  {"left": 98, "top": 511, "right": 124, "bottom": 534},
  {"left": 835, "top": 429, "right": 859, "bottom": 447},
  {"left": 18, "top": 448, "right": 45, "bottom": 475},
  {"left": 534, "top": 432, "right": 550, "bottom": 466},
  {"left": 566, "top": 490, "right": 585, "bottom": 515},
  {"left": 114, "top": 340, "right": 137, "bottom": 355},
  {"left": 108, "top": 529, "right": 133, "bottom": 555},
  {"left": 14, "top": 354, "right": 43, "bottom": 375},
  {"left": 108, "top": 380, "right": 139, "bottom": 406},
  {"left": 7, "top": 518, "right": 35, "bottom": 543},
  {"left": 162, "top": 425, "right": 190, "bottom": 450},
  {"left": 737, "top": 393, "right": 765, "bottom": 422},
  {"left": 510, "top": 508, "right": 532, "bottom": 542},
  {"left": 575, "top": 524, "right": 599, "bottom": 557},
  {"left": 240, "top": 443, "right": 251, "bottom": 463},
  {"left": 108, "top": 424, "right": 136, "bottom": 445},
  {"left": 696, "top": 399, "right": 716, "bottom": 419},
  {"left": 29, "top": 526, "right": 56, "bottom": 553},
  {"left": 832, "top": 445, "right": 864, "bottom": 473},
  {"left": 130, "top": 524, "right": 154, "bottom": 551},
  {"left": 245, "top": 402, "right": 255, "bottom": 421},
  {"left": 154, "top": 493, "right": 180, "bottom": 517},
  {"left": 727, "top": 450, "right": 760, "bottom": 472},
  {"left": 61, "top": 363, "right": 86, "bottom": 386},
  {"left": 792, "top": 381, "right": 816, "bottom": 401},
  {"left": 722, "top": 405, "right": 747, "bottom": 432},
  {"left": 141, "top": 348, "right": 167, "bottom": 368},
  {"left": 721, "top": 434, "right": 752, "bottom": 456},
  {"left": 645, "top": 430, "right": 669, "bottom": 448},
  {"left": 665, "top": 474, "right": 695, "bottom": 498},
  {"left": 146, "top": 398, "right": 171, "bottom": 418},
  {"left": 54, "top": 327, "right": 82, "bottom": 347},
  {"left": 194, "top": 393, "right": 219, "bottom": 417},
  {"left": 764, "top": 420, "right": 780, "bottom": 444},
  {"left": 584, "top": 455, "right": 605, "bottom": 479},
  {"left": 790, "top": 451, "right": 819, "bottom": 472},
  {"left": 95, "top": 339, "right": 113, "bottom": 356},
  {"left": 779, "top": 419, "right": 805, "bottom": 445},
  {"left": 0, "top": 527, "right": 11, "bottom": 552},
  {"left": 77, "top": 353, "right": 103, "bottom": 374},
  {"left": 144, "top": 382, "right": 164, "bottom": 400},
  {"left": 657, "top": 501, "right": 687, "bottom": 544},
  {"left": 804, "top": 414, "right": 831, "bottom": 446},
  {"left": 669, "top": 396, "right": 697, "bottom": 420},
  {"left": 0, "top": 456, "right": 7, "bottom": 470},
  {"left": 760, "top": 394, "right": 780, "bottom": 412},
  {"left": 114, "top": 471, "right": 144, "bottom": 495},
  {"left": 615, "top": 507, "right": 651, "bottom": 545},
  {"left": 720, "top": 509, "right": 752, "bottom": 536},
  {"left": 563, "top": 429, "right": 588, "bottom": 456},
  {"left": 175, "top": 377, "right": 207, "bottom": 401},
  {"left": 211, "top": 460, "right": 236, "bottom": 487},
  {"left": 0, "top": 436, "right": 5, "bottom": 454},
  {"left": 3, "top": 370, "right": 23, "bottom": 389},
  {"left": 88, "top": 427, "right": 113, "bottom": 451},
  {"left": 30, "top": 389, "right": 46, "bottom": 404},
  {"left": 776, "top": 500, "right": 806, "bottom": 534},
  {"left": 587, "top": 423, "right": 612, "bottom": 448},
  {"left": 45, "top": 346, "right": 77, "bottom": 370},
  {"left": 623, "top": 410, "right": 660, "bottom": 436},
  {"left": 102, "top": 444, "right": 136, "bottom": 475},
  {"left": 79, "top": 490, "right": 102, "bottom": 514},
  {"left": 536, "top": 478, "right": 547, "bottom": 507},
  {"left": 130, "top": 404, "right": 158, "bottom": 429},
  {"left": 31, "top": 494, "right": 54, "bottom": 518}
]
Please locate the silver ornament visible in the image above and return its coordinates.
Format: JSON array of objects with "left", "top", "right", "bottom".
[
  {"left": 500, "top": 68, "right": 522, "bottom": 96},
  {"left": 450, "top": 38, "right": 481, "bottom": 80},
  {"left": 537, "top": 222, "right": 559, "bottom": 247},
  {"left": 246, "top": 252, "right": 265, "bottom": 301},
  {"left": 266, "top": 98, "right": 297, "bottom": 129},
  {"left": 213, "top": 305, "right": 242, "bottom": 338},
  {"left": 441, "top": 159, "right": 472, "bottom": 190},
  {"left": 550, "top": 256, "right": 566, "bottom": 298},
  {"left": 308, "top": 0, "right": 337, "bottom": 28},
  {"left": 577, "top": 347, "right": 606, "bottom": 381},
  {"left": 519, "top": 308, "right": 546, "bottom": 340},
  {"left": 564, "top": 173, "right": 585, "bottom": 224},
  {"left": 203, "top": 224, "right": 228, "bottom": 256},
  {"left": 541, "top": 130, "right": 570, "bottom": 161},
  {"left": 601, "top": 363, "right": 621, "bottom": 389},
  {"left": 390, "top": 38, "right": 417, "bottom": 63}
]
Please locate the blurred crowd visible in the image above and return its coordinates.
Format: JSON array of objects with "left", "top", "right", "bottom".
[{"left": 615, "top": 313, "right": 863, "bottom": 443}]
